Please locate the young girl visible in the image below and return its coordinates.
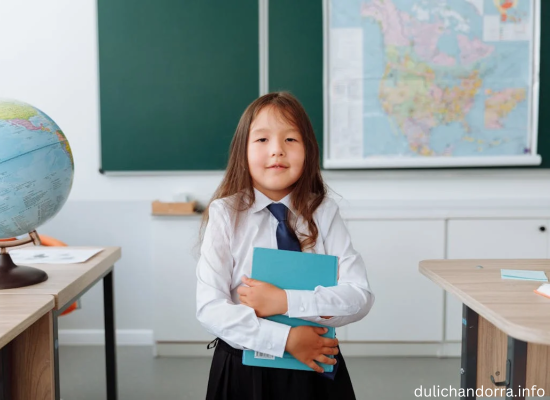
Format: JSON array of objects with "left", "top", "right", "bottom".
[{"left": 196, "top": 92, "right": 374, "bottom": 400}]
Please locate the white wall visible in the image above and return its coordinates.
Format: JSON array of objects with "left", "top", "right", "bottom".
[{"left": 2, "top": 0, "right": 550, "bottom": 344}]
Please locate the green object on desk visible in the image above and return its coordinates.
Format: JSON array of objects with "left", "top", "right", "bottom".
[{"left": 500, "top": 269, "right": 548, "bottom": 282}]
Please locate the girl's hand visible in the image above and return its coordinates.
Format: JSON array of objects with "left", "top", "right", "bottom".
[
  {"left": 237, "top": 276, "right": 288, "bottom": 317},
  {"left": 285, "top": 326, "right": 339, "bottom": 373}
]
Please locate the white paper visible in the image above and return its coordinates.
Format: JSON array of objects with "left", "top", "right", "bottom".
[
  {"left": 535, "top": 283, "right": 550, "bottom": 297},
  {"left": 9, "top": 248, "right": 104, "bottom": 264}
]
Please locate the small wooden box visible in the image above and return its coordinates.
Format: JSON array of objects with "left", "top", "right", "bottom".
[{"left": 152, "top": 200, "right": 197, "bottom": 215}]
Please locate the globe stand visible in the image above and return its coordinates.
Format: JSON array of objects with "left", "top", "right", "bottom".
[{"left": 0, "top": 230, "right": 48, "bottom": 289}]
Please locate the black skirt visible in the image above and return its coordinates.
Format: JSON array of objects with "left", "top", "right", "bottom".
[{"left": 205, "top": 339, "right": 356, "bottom": 400}]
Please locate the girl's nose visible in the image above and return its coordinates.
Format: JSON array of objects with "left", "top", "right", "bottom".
[{"left": 271, "top": 141, "right": 285, "bottom": 156}]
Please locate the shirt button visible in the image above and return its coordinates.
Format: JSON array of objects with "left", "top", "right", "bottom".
[
  {"left": 267, "top": 343, "right": 273, "bottom": 349},
  {"left": 300, "top": 306, "right": 305, "bottom": 312}
]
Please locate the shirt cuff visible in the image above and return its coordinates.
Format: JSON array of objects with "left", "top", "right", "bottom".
[
  {"left": 257, "top": 318, "right": 291, "bottom": 358},
  {"left": 282, "top": 290, "right": 290, "bottom": 316},
  {"left": 285, "top": 289, "right": 318, "bottom": 318}
]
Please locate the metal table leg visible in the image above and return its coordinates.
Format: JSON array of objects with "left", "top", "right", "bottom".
[
  {"left": 104, "top": 270, "right": 118, "bottom": 400},
  {"left": 460, "top": 304, "right": 479, "bottom": 400},
  {"left": 53, "top": 311, "right": 60, "bottom": 400},
  {"left": 52, "top": 267, "right": 118, "bottom": 400},
  {"left": 506, "top": 337, "right": 527, "bottom": 400}
]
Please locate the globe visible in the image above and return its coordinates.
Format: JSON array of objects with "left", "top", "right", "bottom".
[{"left": 0, "top": 99, "right": 74, "bottom": 240}]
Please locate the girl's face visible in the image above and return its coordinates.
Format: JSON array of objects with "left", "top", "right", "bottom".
[{"left": 247, "top": 106, "right": 305, "bottom": 201}]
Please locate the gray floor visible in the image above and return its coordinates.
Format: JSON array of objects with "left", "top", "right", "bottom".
[{"left": 58, "top": 346, "right": 546, "bottom": 400}]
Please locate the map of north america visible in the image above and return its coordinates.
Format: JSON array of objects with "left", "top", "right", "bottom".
[{"left": 330, "top": 0, "right": 533, "bottom": 160}]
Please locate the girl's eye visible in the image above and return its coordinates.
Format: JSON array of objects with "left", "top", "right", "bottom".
[{"left": 256, "top": 138, "right": 297, "bottom": 142}]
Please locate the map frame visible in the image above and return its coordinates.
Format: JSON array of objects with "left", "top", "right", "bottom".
[{"left": 323, "top": 0, "right": 542, "bottom": 169}]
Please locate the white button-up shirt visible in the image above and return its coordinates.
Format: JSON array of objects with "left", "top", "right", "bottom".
[{"left": 196, "top": 188, "right": 375, "bottom": 358}]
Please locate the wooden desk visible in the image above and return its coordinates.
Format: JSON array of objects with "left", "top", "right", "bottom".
[
  {"left": 0, "top": 294, "right": 55, "bottom": 399},
  {"left": 420, "top": 259, "right": 550, "bottom": 399},
  {"left": 0, "top": 246, "right": 121, "bottom": 400}
]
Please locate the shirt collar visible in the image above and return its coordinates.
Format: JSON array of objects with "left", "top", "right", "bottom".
[{"left": 251, "top": 187, "right": 297, "bottom": 216}]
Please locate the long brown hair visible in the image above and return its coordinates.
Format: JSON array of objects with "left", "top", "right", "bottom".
[{"left": 199, "top": 91, "right": 328, "bottom": 252}]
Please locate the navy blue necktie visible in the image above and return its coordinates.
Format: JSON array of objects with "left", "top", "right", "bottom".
[
  {"left": 266, "top": 202, "right": 340, "bottom": 380},
  {"left": 266, "top": 203, "right": 301, "bottom": 252}
]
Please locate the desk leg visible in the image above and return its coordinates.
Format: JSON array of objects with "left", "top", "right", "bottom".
[
  {"left": 505, "top": 337, "right": 527, "bottom": 400},
  {"left": 11, "top": 313, "right": 54, "bottom": 400},
  {"left": 53, "top": 310, "right": 60, "bottom": 400},
  {"left": 460, "top": 304, "right": 478, "bottom": 400},
  {"left": 51, "top": 269, "right": 118, "bottom": 400},
  {"left": 104, "top": 270, "right": 118, "bottom": 400},
  {"left": 0, "top": 343, "right": 11, "bottom": 400}
]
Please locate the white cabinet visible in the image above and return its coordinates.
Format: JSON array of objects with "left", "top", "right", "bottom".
[
  {"left": 153, "top": 216, "right": 447, "bottom": 345},
  {"left": 152, "top": 213, "right": 550, "bottom": 350},
  {"left": 346, "top": 220, "right": 446, "bottom": 342},
  {"left": 153, "top": 216, "right": 214, "bottom": 342},
  {"left": 445, "top": 219, "right": 549, "bottom": 341}
]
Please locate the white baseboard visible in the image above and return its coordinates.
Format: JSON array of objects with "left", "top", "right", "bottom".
[
  {"left": 436, "top": 342, "right": 462, "bottom": 357},
  {"left": 58, "top": 332, "right": 462, "bottom": 358},
  {"left": 340, "top": 342, "right": 461, "bottom": 357},
  {"left": 155, "top": 343, "right": 215, "bottom": 357},
  {"left": 154, "top": 342, "right": 462, "bottom": 358},
  {"left": 58, "top": 329, "right": 154, "bottom": 346}
]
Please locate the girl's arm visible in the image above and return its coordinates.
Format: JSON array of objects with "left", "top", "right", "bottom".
[
  {"left": 284, "top": 198, "right": 375, "bottom": 327},
  {"left": 196, "top": 200, "right": 291, "bottom": 358}
]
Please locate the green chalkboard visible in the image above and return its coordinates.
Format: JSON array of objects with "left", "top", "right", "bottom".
[
  {"left": 98, "top": 0, "right": 259, "bottom": 171},
  {"left": 269, "top": 0, "right": 324, "bottom": 164},
  {"left": 537, "top": 1, "right": 550, "bottom": 167},
  {"left": 99, "top": 1, "right": 549, "bottom": 171}
]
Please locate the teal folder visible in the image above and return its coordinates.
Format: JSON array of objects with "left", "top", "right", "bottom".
[{"left": 242, "top": 247, "right": 338, "bottom": 372}]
